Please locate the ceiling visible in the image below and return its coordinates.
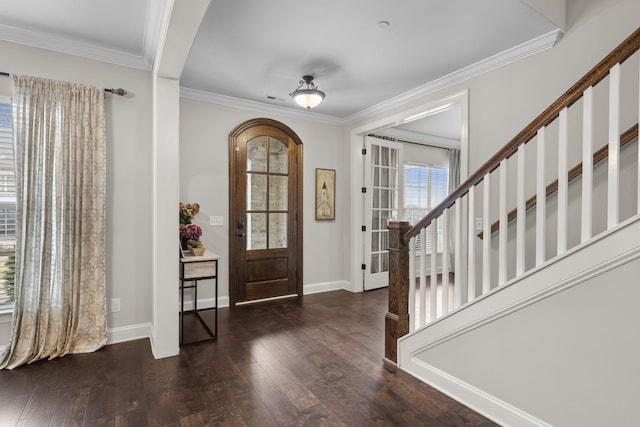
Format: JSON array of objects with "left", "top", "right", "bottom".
[{"left": 0, "top": 0, "right": 562, "bottom": 138}]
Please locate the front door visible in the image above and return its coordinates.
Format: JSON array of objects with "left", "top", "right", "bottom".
[{"left": 229, "top": 119, "right": 303, "bottom": 304}]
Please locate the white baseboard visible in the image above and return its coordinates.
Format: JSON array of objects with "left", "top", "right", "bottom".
[
  {"left": 303, "top": 280, "right": 349, "bottom": 295},
  {"left": 107, "top": 322, "right": 152, "bottom": 345},
  {"left": 409, "top": 359, "right": 550, "bottom": 427}
]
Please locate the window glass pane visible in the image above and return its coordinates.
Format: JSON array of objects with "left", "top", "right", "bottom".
[
  {"left": 247, "top": 137, "right": 267, "bottom": 172},
  {"left": 269, "top": 213, "right": 287, "bottom": 249},
  {"left": 0, "top": 99, "right": 15, "bottom": 305},
  {"left": 402, "top": 162, "right": 449, "bottom": 253},
  {"left": 247, "top": 174, "right": 267, "bottom": 211},
  {"left": 269, "top": 138, "right": 288, "bottom": 174},
  {"left": 247, "top": 213, "right": 267, "bottom": 250},
  {"left": 269, "top": 176, "right": 288, "bottom": 211}
]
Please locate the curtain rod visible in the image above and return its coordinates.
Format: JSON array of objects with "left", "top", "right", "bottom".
[
  {"left": 367, "top": 133, "right": 454, "bottom": 151},
  {"left": 0, "top": 72, "right": 127, "bottom": 96}
]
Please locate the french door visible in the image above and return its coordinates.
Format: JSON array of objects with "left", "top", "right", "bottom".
[
  {"left": 363, "top": 137, "right": 403, "bottom": 290},
  {"left": 229, "top": 119, "right": 303, "bottom": 304}
]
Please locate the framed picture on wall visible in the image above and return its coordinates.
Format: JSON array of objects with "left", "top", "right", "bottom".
[{"left": 315, "top": 168, "right": 335, "bottom": 221}]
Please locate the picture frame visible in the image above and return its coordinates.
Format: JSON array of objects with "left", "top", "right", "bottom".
[{"left": 315, "top": 168, "right": 335, "bottom": 221}]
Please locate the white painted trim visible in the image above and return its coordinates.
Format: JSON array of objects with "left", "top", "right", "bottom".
[
  {"left": 0, "top": 23, "right": 152, "bottom": 71},
  {"left": 409, "top": 359, "right": 551, "bottom": 427},
  {"left": 180, "top": 87, "right": 344, "bottom": 126},
  {"left": 179, "top": 30, "right": 562, "bottom": 126},
  {"left": 141, "top": 0, "right": 165, "bottom": 71},
  {"left": 304, "top": 280, "right": 350, "bottom": 295},
  {"left": 107, "top": 322, "right": 153, "bottom": 345}
]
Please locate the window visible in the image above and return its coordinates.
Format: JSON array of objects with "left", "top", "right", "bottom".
[
  {"left": 0, "top": 98, "right": 15, "bottom": 306},
  {"left": 402, "top": 162, "right": 448, "bottom": 253}
]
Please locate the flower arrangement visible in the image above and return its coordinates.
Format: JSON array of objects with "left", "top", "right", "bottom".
[
  {"left": 180, "top": 202, "right": 200, "bottom": 225},
  {"left": 179, "top": 202, "right": 204, "bottom": 254}
]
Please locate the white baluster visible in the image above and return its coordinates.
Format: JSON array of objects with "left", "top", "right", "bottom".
[
  {"left": 516, "top": 144, "right": 526, "bottom": 276},
  {"left": 536, "top": 128, "right": 546, "bottom": 266},
  {"left": 468, "top": 186, "right": 476, "bottom": 301},
  {"left": 499, "top": 159, "right": 507, "bottom": 286},
  {"left": 608, "top": 63, "right": 621, "bottom": 229},
  {"left": 582, "top": 87, "right": 594, "bottom": 243},
  {"left": 454, "top": 199, "right": 462, "bottom": 309},
  {"left": 409, "top": 236, "right": 416, "bottom": 333},
  {"left": 419, "top": 227, "right": 427, "bottom": 328},
  {"left": 558, "top": 108, "right": 568, "bottom": 255},
  {"left": 430, "top": 219, "right": 438, "bottom": 322},
  {"left": 442, "top": 208, "right": 450, "bottom": 314},
  {"left": 482, "top": 173, "right": 491, "bottom": 293}
]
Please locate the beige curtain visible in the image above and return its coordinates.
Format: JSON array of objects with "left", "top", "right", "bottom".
[{"left": 0, "top": 75, "right": 107, "bottom": 370}]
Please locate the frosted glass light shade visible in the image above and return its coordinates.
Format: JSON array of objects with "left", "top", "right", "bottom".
[{"left": 292, "top": 89, "right": 325, "bottom": 109}]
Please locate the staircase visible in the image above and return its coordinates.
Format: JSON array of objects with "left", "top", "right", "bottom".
[{"left": 386, "top": 28, "right": 640, "bottom": 426}]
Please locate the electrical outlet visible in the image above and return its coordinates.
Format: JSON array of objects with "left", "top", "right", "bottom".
[
  {"left": 210, "top": 216, "right": 223, "bottom": 226},
  {"left": 111, "top": 298, "right": 121, "bottom": 313},
  {"left": 475, "top": 218, "right": 483, "bottom": 232}
]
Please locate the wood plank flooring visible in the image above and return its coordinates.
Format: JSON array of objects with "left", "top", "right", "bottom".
[{"left": 0, "top": 289, "right": 498, "bottom": 426}]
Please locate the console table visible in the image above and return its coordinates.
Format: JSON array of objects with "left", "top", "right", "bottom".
[{"left": 179, "top": 250, "right": 221, "bottom": 345}]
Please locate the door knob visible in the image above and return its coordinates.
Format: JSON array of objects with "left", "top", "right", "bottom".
[{"left": 238, "top": 232, "right": 245, "bottom": 238}]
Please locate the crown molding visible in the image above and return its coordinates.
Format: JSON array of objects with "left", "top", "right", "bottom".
[
  {"left": 342, "top": 29, "right": 563, "bottom": 125},
  {"left": 179, "top": 87, "right": 345, "bottom": 126},
  {"left": 0, "top": 0, "right": 164, "bottom": 72},
  {"left": 181, "top": 29, "right": 562, "bottom": 127}
]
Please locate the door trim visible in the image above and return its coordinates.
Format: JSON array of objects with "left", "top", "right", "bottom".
[{"left": 228, "top": 118, "right": 304, "bottom": 306}]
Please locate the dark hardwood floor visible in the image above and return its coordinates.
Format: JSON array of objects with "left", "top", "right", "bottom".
[{"left": 0, "top": 289, "right": 498, "bottom": 426}]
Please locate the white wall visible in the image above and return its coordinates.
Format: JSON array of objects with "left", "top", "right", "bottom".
[
  {"left": 179, "top": 98, "right": 350, "bottom": 303},
  {"left": 0, "top": 41, "right": 154, "bottom": 346}
]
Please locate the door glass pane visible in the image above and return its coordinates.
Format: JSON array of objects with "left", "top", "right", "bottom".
[
  {"left": 269, "top": 213, "right": 287, "bottom": 249},
  {"left": 372, "top": 210, "right": 379, "bottom": 230},
  {"left": 372, "top": 232, "right": 379, "bottom": 252},
  {"left": 373, "top": 189, "right": 380, "bottom": 208},
  {"left": 373, "top": 167, "right": 380, "bottom": 187},
  {"left": 269, "top": 139, "right": 288, "bottom": 173},
  {"left": 371, "top": 254, "right": 379, "bottom": 273},
  {"left": 381, "top": 190, "right": 389, "bottom": 209},
  {"left": 381, "top": 168, "right": 389, "bottom": 187},
  {"left": 381, "top": 147, "right": 389, "bottom": 166},
  {"left": 269, "top": 176, "right": 288, "bottom": 211},
  {"left": 247, "top": 137, "right": 267, "bottom": 172},
  {"left": 382, "top": 252, "right": 389, "bottom": 271},
  {"left": 247, "top": 174, "right": 267, "bottom": 210},
  {"left": 390, "top": 149, "right": 397, "bottom": 168},
  {"left": 247, "top": 213, "right": 267, "bottom": 250},
  {"left": 371, "top": 145, "right": 379, "bottom": 165},
  {"left": 381, "top": 231, "right": 389, "bottom": 252}
]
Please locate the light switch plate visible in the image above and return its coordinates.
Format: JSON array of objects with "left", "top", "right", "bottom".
[{"left": 210, "top": 216, "right": 224, "bottom": 226}]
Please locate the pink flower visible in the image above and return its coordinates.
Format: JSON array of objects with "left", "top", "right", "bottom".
[{"left": 180, "top": 224, "right": 202, "bottom": 241}]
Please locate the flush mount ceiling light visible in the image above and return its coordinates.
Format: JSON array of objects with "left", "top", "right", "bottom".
[{"left": 290, "top": 75, "right": 325, "bottom": 109}]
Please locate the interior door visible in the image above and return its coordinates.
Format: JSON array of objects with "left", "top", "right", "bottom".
[
  {"left": 363, "top": 136, "right": 403, "bottom": 290},
  {"left": 229, "top": 119, "right": 303, "bottom": 304}
]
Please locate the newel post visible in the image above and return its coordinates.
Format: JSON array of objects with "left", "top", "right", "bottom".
[{"left": 385, "top": 221, "right": 411, "bottom": 364}]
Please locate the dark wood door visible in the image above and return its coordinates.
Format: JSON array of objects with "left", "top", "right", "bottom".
[{"left": 229, "top": 119, "right": 303, "bottom": 304}]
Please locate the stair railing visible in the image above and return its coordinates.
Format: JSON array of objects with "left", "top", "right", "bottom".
[{"left": 385, "top": 27, "right": 640, "bottom": 363}]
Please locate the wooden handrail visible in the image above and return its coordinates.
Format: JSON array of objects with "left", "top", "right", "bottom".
[
  {"left": 404, "top": 27, "right": 640, "bottom": 242},
  {"left": 478, "top": 123, "right": 639, "bottom": 239}
]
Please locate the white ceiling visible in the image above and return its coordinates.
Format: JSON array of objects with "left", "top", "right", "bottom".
[{"left": 0, "top": 0, "right": 562, "bottom": 137}]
